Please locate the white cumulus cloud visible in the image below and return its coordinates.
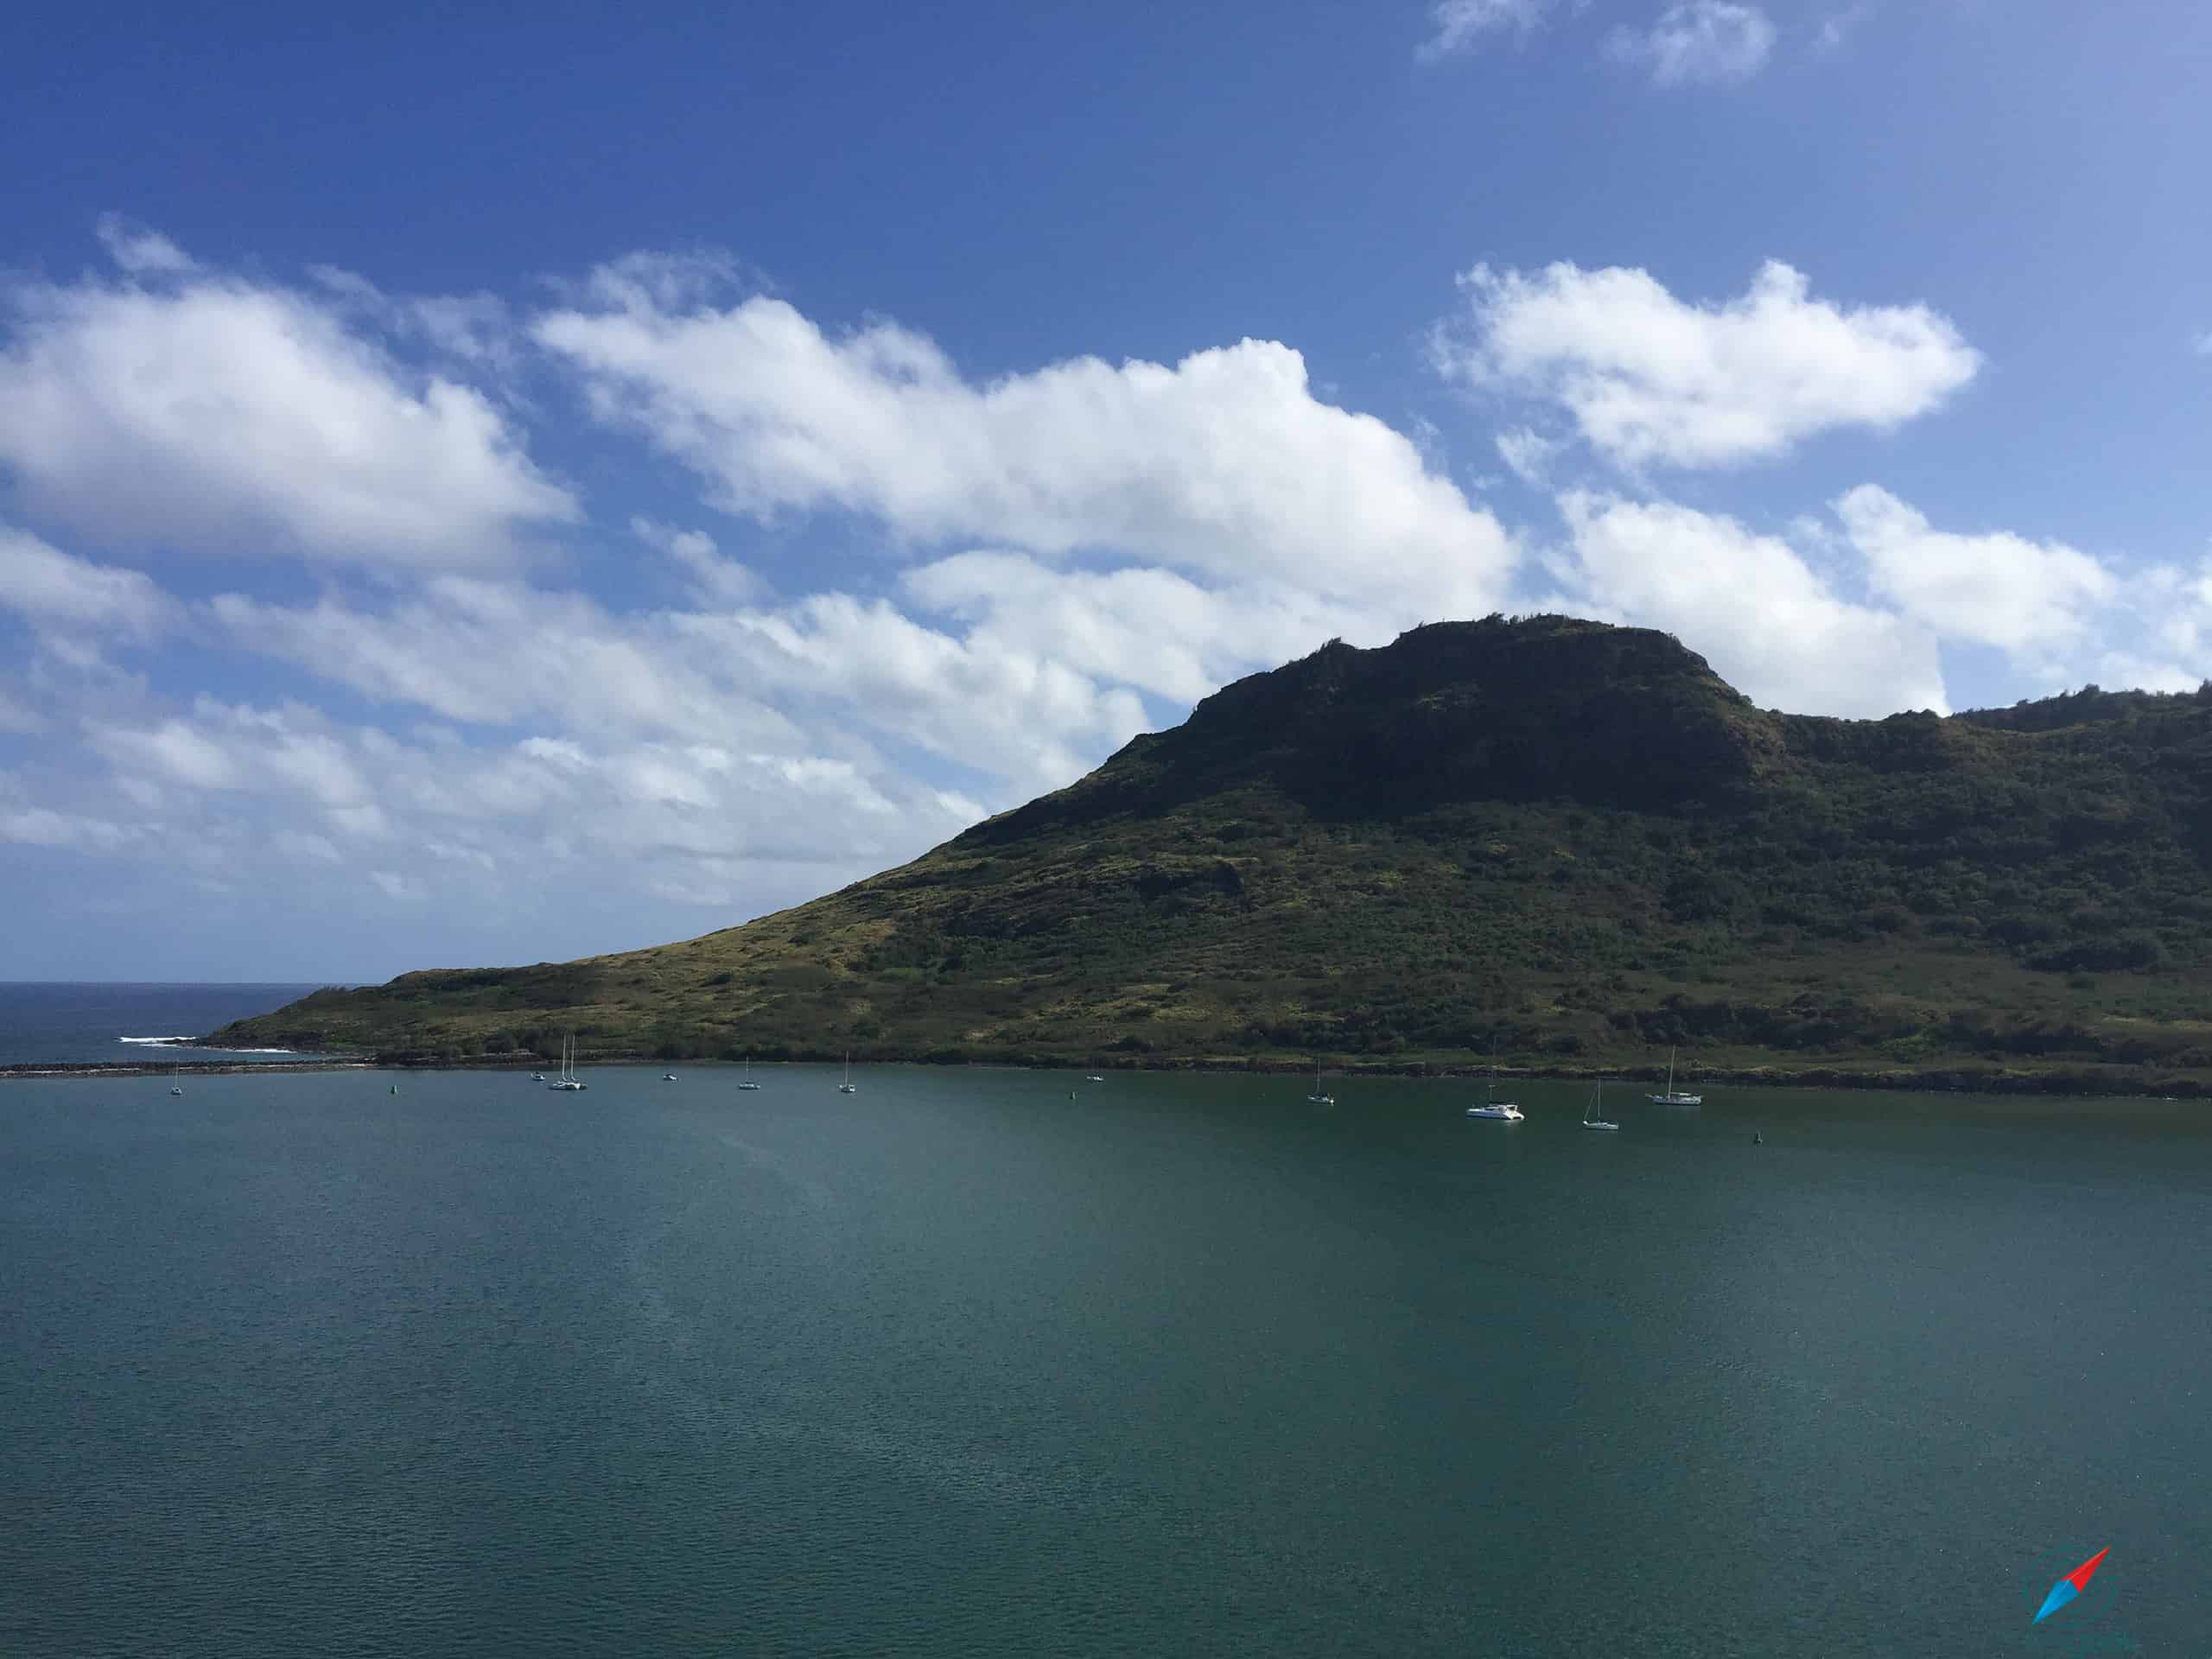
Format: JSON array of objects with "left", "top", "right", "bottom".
[
  {"left": 902, "top": 551, "right": 1387, "bottom": 708},
  {"left": 1437, "top": 258, "right": 1980, "bottom": 468},
  {"left": 1494, "top": 427, "right": 1565, "bottom": 486},
  {"left": 1418, "top": 0, "right": 1558, "bottom": 59},
  {"left": 1833, "top": 485, "right": 2118, "bottom": 652},
  {"left": 92, "top": 214, "right": 195, "bottom": 276},
  {"left": 0, "top": 526, "right": 175, "bottom": 638},
  {"left": 0, "top": 228, "right": 578, "bottom": 572},
  {"left": 631, "top": 517, "right": 764, "bottom": 605},
  {"left": 213, "top": 570, "right": 1147, "bottom": 800},
  {"left": 1815, "top": 4, "right": 1874, "bottom": 51},
  {"left": 1549, "top": 491, "right": 1948, "bottom": 715},
  {"left": 209, "top": 579, "right": 800, "bottom": 747},
  {"left": 671, "top": 594, "right": 1154, "bottom": 794},
  {"left": 0, "top": 805, "right": 139, "bottom": 851},
  {"left": 1606, "top": 2, "right": 1777, "bottom": 86},
  {"left": 534, "top": 279, "right": 1515, "bottom": 610}
]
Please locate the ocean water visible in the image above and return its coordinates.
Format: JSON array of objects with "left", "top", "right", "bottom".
[
  {"left": 0, "top": 982, "right": 327, "bottom": 1065},
  {"left": 0, "top": 1065, "right": 2203, "bottom": 1656}
]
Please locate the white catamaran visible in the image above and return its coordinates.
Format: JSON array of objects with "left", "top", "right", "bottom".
[
  {"left": 1466, "top": 1051, "right": 1522, "bottom": 1121},
  {"left": 548, "top": 1033, "right": 588, "bottom": 1091},
  {"left": 1647, "top": 1046, "right": 1701, "bottom": 1106},
  {"left": 838, "top": 1052, "right": 857, "bottom": 1094},
  {"left": 1581, "top": 1079, "right": 1619, "bottom": 1132}
]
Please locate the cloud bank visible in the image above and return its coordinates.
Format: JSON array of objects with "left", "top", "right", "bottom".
[
  {"left": 1436, "top": 259, "right": 1980, "bottom": 468},
  {"left": 0, "top": 223, "right": 2188, "bottom": 976}
]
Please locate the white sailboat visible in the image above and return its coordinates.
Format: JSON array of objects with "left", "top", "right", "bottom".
[
  {"left": 548, "top": 1033, "right": 588, "bottom": 1090},
  {"left": 1647, "top": 1046, "right": 1701, "bottom": 1106},
  {"left": 736, "top": 1055, "right": 761, "bottom": 1090},
  {"left": 838, "top": 1051, "right": 857, "bottom": 1094},
  {"left": 1306, "top": 1065, "right": 1334, "bottom": 1105},
  {"left": 169, "top": 1065, "right": 182, "bottom": 1097},
  {"left": 1581, "top": 1079, "right": 1620, "bottom": 1132},
  {"left": 1466, "top": 1050, "right": 1522, "bottom": 1121}
]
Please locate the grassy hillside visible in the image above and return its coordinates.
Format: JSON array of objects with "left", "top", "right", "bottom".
[{"left": 213, "top": 615, "right": 2212, "bottom": 1094}]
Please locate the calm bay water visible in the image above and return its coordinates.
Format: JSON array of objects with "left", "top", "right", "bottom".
[
  {"left": 2, "top": 1065, "right": 2204, "bottom": 1656},
  {"left": 0, "top": 982, "right": 326, "bottom": 1065}
]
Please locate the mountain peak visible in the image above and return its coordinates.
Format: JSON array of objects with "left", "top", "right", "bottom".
[{"left": 967, "top": 613, "right": 1771, "bottom": 844}]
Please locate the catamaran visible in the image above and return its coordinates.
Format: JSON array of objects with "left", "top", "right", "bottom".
[
  {"left": 737, "top": 1056, "right": 761, "bottom": 1090},
  {"left": 548, "top": 1033, "right": 588, "bottom": 1090},
  {"left": 1466, "top": 1051, "right": 1522, "bottom": 1121},
  {"left": 1647, "top": 1046, "right": 1701, "bottom": 1106},
  {"left": 1306, "top": 1065, "right": 1334, "bottom": 1105},
  {"left": 838, "top": 1052, "right": 857, "bottom": 1094},
  {"left": 1581, "top": 1079, "right": 1619, "bottom": 1132},
  {"left": 169, "top": 1065, "right": 182, "bottom": 1097}
]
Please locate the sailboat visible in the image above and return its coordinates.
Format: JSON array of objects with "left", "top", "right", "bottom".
[
  {"left": 736, "top": 1055, "right": 761, "bottom": 1090},
  {"left": 1647, "top": 1046, "right": 1701, "bottom": 1106},
  {"left": 1581, "top": 1079, "right": 1620, "bottom": 1132},
  {"left": 1306, "top": 1065, "right": 1334, "bottom": 1105},
  {"left": 547, "top": 1033, "right": 588, "bottom": 1090},
  {"left": 1465, "top": 1049, "right": 1523, "bottom": 1121},
  {"left": 838, "top": 1051, "right": 857, "bottom": 1094},
  {"left": 169, "top": 1065, "right": 182, "bottom": 1097}
]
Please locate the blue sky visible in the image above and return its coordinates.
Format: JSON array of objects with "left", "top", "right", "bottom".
[{"left": 3, "top": 0, "right": 2209, "bottom": 981}]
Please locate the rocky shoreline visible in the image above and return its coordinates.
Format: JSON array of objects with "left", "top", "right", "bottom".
[{"left": 4, "top": 1049, "right": 2206, "bottom": 1100}]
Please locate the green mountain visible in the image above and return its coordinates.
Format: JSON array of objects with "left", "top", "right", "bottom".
[{"left": 213, "top": 614, "right": 2212, "bottom": 1094}]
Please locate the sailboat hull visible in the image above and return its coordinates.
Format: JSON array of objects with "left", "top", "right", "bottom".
[
  {"left": 1649, "top": 1048, "right": 1700, "bottom": 1104},
  {"left": 1580, "top": 1081, "right": 1617, "bottom": 1129},
  {"left": 547, "top": 1033, "right": 588, "bottom": 1090}
]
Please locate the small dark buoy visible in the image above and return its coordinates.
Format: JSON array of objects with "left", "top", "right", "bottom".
[{"left": 1753, "top": 1131, "right": 1763, "bottom": 1145}]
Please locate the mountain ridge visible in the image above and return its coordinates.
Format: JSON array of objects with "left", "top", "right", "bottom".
[{"left": 211, "top": 614, "right": 2212, "bottom": 1096}]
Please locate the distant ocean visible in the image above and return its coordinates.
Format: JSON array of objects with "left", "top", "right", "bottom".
[{"left": 0, "top": 982, "right": 331, "bottom": 1066}]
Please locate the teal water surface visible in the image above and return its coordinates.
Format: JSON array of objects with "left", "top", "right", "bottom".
[{"left": 2, "top": 1067, "right": 2204, "bottom": 1656}]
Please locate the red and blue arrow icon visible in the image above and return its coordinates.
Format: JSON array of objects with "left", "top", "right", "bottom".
[{"left": 2033, "top": 1548, "right": 2109, "bottom": 1624}]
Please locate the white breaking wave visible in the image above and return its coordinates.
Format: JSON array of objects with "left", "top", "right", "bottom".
[{"left": 119, "top": 1037, "right": 301, "bottom": 1054}]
